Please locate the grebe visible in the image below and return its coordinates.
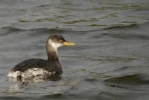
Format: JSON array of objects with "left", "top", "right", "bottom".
[{"left": 7, "top": 35, "right": 76, "bottom": 78}]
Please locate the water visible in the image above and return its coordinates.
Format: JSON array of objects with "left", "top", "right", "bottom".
[{"left": 0, "top": 0, "right": 149, "bottom": 100}]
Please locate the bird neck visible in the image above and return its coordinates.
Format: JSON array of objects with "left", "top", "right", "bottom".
[{"left": 46, "top": 42, "right": 59, "bottom": 61}]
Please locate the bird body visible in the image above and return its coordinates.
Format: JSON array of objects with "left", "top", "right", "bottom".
[{"left": 7, "top": 35, "right": 75, "bottom": 78}]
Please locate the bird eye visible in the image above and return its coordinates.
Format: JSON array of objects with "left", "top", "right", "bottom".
[{"left": 59, "top": 40, "right": 63, "bottom": 42}]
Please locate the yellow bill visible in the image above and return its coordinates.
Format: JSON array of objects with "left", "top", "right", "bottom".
[{"left": 63, "top": 41, "right": 76, "bottom": 46}]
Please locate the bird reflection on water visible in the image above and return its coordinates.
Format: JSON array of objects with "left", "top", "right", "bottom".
[{"left": 8, "top": 75, "right": 61, "bottom": 90}]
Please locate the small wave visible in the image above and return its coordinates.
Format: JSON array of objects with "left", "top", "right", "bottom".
[
  {"left": 0, "top": 26, "right": 76, "bottom": 36},
  {"left": 105, "top": 74, "right": 149, "bottom": 87},
  {"left": 103, "top": 23, "right": 139, "bottom": 30}
]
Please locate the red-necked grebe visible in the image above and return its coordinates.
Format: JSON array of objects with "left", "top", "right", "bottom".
[{"left": 7, "top": 35, "right": 76, "bottom": 78}]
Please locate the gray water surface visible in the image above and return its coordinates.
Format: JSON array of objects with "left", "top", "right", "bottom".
[{"left": 0, "top": 0, "right": 149, "bottom": 100}]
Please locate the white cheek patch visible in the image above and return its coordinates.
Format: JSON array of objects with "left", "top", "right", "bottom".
[{"left": 48, "top": 40, "right": 63, "bottom": 52}]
